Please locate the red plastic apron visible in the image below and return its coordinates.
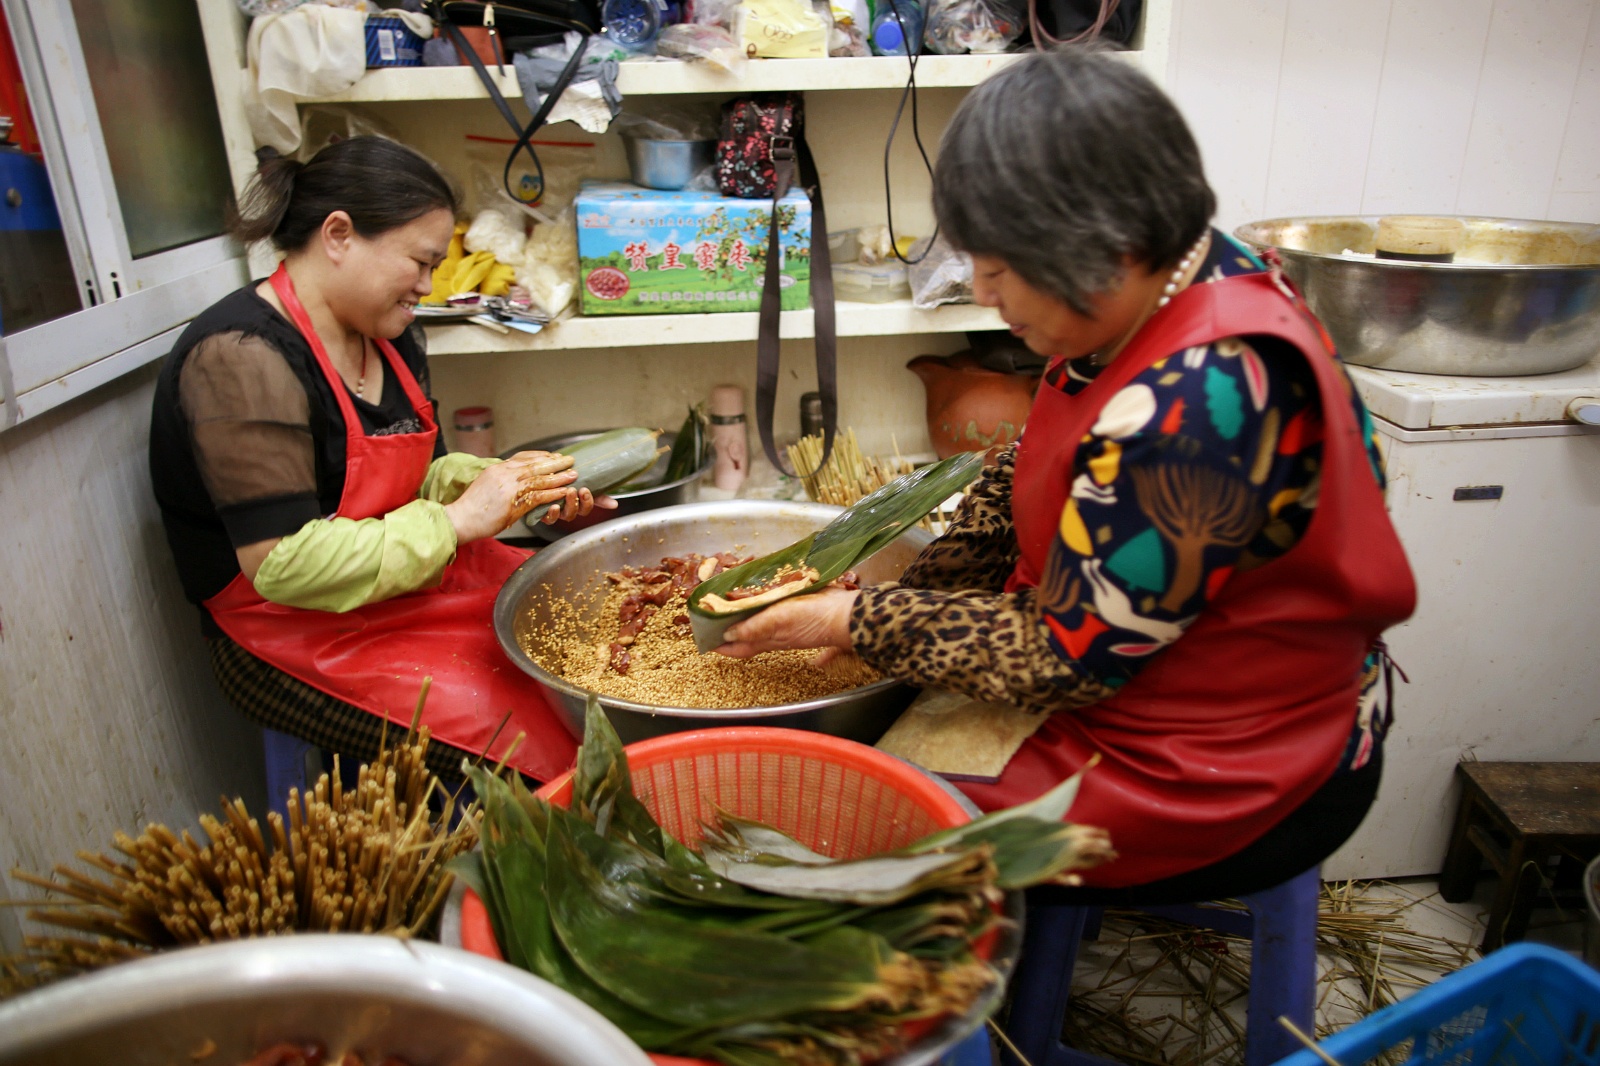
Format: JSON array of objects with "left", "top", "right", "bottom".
[
  {"left": 203, "top": 265, "right": 578, "bottom": 782},
  {"left": 959, "top": 271, "right": 1416, "bottom": 886}
]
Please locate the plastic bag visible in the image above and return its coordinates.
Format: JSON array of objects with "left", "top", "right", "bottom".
[
  {"left": 656, "top": 23, "right": 747, "bottom": 74},
  {"left": 908, "top": 234, "right": 974, "bottom": 309},
  {"left": 611, "top": 103, "right": 720, "bottom": 141},
  {"left": 516, "top": 206, "right": 580, "bottom": 318},
  {"left": 236, "top": 0, "right": 367, "bottom": 16},
  {"left": 296, "top": 104, "right": 400, "bottom": 162},
  {"left": 656, "top": 0, "right": 748, "bottom": 73},
  {"left": 464, "top": 207, "right": 528, "bottom": 263},
  {"left": 464, "top": 139, "right": 597, "bottom": 220},
  {"left": 741, "top": 0, "right": 827, "bottom": 58},
  {"left": 925, "top": 0, "right": 1023, "bottom": 53}
]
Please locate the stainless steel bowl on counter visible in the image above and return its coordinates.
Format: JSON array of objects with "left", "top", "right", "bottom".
[
  {"left": 1234, "top": 215, "right": 1600, "bottom": 376},
  {"left": 494, "top": 500, "right": 933, "bottom": 746},
  {"left": 0, "top": 935, "right": 654, "bottom": 1066},
  {"left": 504, "top": 427, "right": 715, "bottom": 540}
]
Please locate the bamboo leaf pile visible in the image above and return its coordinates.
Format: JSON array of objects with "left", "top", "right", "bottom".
[{"left": 455, "top": 698, "right": 1114, "bottom": 1066}]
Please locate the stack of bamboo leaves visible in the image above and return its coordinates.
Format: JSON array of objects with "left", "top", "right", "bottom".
[
  {"left": 452, "top": 697, "right": 1113, "bottom": 1066},
  {"left": 4, "top": 689, "right": 476, "bottom": 994},
  {"left": 787, "top": 430, "right": 930, "bottom": 514}
]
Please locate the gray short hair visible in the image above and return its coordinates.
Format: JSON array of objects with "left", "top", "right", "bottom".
[{"left": 933, "top": 49, "right": 1216, "bottom": 315}]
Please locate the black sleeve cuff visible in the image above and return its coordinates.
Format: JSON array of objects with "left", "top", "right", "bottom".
[{"left": 218, "top": 492, "right": 322, "bottom": 548}]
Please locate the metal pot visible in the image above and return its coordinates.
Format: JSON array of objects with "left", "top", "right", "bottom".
[
  {"left": 504, "top": 427, "right": 715, "bottom": 540},
  {"left": 493, "top": 500, "right": 933, "bottom": 746},
  {"left": 1234, "top": 215, "right": 1600, "bottom": 376},
  {"left": 0, "top": 935, "right": 653, "bottom": 1066}
]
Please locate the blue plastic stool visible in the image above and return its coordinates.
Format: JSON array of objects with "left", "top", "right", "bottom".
[
  {"left": 1001, "top": 866, "right": 1321, "bottom": 1066},
  {"left": 261, "top": 728, "right": 321, "bottom": 823},
  {"left": 941, "top": 1027, "right": 994, "bottom": 1066}
]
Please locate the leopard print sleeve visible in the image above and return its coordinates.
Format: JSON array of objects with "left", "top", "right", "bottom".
[
  {"left": 896, "top": 441, "right": 1020, "bottom": 594},
  {"left": 849, "top": 583, "right": 1117, "bottom": 715}
]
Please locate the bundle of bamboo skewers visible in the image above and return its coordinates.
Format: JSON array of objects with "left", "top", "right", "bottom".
[
  {"left": 787, "top": 429, "right": 965, "bottom": 532},
  {"left": 3, "top": 683, "right": 477, "bottom": 994}
]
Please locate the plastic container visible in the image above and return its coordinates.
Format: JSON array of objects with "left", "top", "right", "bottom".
[
  {"left": 621, "top": 135, "right": 717, "bottom": 190},
  {"left": 1270, "top": 942, "right": 1600, "bottom": 1066},
  {"left": 452, "top": 405, "right": 495, "bottom": 457},
  {"left": 870, "top": 0, "right": 925, "bottom": 55},
  {"left": 603, "top": 0, "right": 667, "bottom": 52},
  {"left": 833, "top": 259, "right": 911, "bottom": 303},
  {"left": 364, "top": 15, "right": 424, "bottom": 66},
  {"left": 828, "top": 227, "right": 861, "bottom": 264},
  {"left": 454, "top": 727, "right": 1018, "bottom": 1066}
]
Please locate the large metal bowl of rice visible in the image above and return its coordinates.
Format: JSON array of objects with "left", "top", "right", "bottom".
[{"left": 494, "top": 500, "right": 934, "bottom": 746}]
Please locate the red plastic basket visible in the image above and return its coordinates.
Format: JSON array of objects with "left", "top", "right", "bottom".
[{"left": 458, "top": 727, "right": 999, "bottom": 1064}]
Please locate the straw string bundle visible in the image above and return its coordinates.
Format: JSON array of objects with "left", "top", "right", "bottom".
[
  {"left": 787, "top": 429, "right": 968, "bottom": 532},
  {"left": 3, "top": 682, "right": 477, "bottom": 993}
]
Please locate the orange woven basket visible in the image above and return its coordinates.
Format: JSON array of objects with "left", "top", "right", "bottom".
[{"left": 458, "top": 727, "right": 1014, "bottom": 1065}]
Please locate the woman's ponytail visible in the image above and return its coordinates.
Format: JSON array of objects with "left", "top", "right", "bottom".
[
  {"left": 226, "top": 137, "right": 458, "bottom": 253},
  {"left": 229, "top": 148, "right": 305, "bottom": 246}
]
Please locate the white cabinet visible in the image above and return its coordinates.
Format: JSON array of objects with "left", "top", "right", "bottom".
[{"left": 195, "top": 0, "right": 1170, "bottom": 450}]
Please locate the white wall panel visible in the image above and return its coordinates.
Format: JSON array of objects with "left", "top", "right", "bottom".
[
  {"left": 0, "top": 369, "right": 264, "bottom": 955},
  {"left": 1166, "top": 0, "right": 1292, "bottom": 230},
  {"left": 1260, "top": 0, "right": 1393, "bottom": 219},
  {"left": 1551, "top": 5, "right": 1600, "bottom": 210},
  {"left": 1457, "top": 0, "right": 1593, "bottom": 218},
  {"left": 1360, "top": 0, "right": 1495, "bottom": 216}
]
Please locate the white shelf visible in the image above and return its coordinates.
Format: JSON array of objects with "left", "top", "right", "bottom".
[
  {"left": 423, "top": 299, "right": 1002, "bottom": 354},
  {"left": 293, "top": 51, "right": 1156, "bottom": 104}
]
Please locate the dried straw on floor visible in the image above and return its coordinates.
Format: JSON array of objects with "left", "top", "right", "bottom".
[{"left": 1049, "top": 881, "right": 1479, "bottom": 1066}]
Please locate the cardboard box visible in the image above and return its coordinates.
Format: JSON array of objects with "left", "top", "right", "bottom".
[{"left": 575, "top": 182, "right": 812, "bottom": 316}]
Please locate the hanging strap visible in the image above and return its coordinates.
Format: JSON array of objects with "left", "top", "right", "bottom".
[
  {"left": 441, "top": 18, "right": 589, "bottom": 204},
  {"left": 756, "top": 124, "right": 837, "bottom": 477},
  {"left": 1028, "top": 0, "right": 1119, "bottom": 49}
]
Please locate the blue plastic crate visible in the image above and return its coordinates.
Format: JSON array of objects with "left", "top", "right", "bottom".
[{"left": 1272, "top": 943, "right": 1600, "bottom": 1066}]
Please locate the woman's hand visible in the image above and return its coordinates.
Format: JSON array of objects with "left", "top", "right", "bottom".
[
  {"left": 443, "top": 451, "right": 578, "bottom": 544},
  {"left": 500, "top": 449, "right": 619, "bottom": 527},
  {"left": 714, "top": 588, "right": 860, "bottom": 662}
]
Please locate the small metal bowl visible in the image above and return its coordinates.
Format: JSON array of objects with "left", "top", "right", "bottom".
[
  {"left": 1235, "top": 215, "right": 1600, "bottom": 376},
  {"left": 504, "top": 427, "right": 715, "bottom": 540},
  {"left": 621, "top": 135, "right": 717, "bottom": 191},
  {"left": 0, "top": 935, "right": 653, "bottom": 1066},
  {"left": 493, "top": 499, "right": 932, "bottom": 746}
]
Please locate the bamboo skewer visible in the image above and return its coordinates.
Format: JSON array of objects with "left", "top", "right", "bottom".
[
  {"left": 2, "top": 683, "right": 479, "bottom": 996},
  {"left": 787, "top": 428, "right": 968, "bottom": 533}
]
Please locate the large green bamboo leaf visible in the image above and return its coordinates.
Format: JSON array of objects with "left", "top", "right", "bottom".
[
  {"left": 544, "top": 815, "right": 898, "bottom": 1029},
  {"left": 686, "top": 451, "right": 983, "bottom": 651}
]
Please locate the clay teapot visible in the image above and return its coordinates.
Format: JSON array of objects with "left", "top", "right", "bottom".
[{"left": 907, "top": 352, "right": 1040, "bottom": 459}]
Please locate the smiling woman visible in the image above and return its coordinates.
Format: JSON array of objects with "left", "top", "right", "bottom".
[{"left": 148, "top": 137, "right": 610, "bottom": 785}]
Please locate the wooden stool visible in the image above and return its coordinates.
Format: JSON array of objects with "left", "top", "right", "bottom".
[{"left": 1438, "top": 762, "right": 1600, "bottom": 951}]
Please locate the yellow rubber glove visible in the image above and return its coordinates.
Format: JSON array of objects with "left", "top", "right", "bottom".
[
  {"left": 420, "top": 453, "right": 501, "bottom": 505},
  {"left": 454, "top": 250, "right": 498, "bottom": 293},
  {"left": 251, "top": 498, "right": 457, "bottom": 613},
  {"left": 481, "top": 261, "right": 517, "bottom": 297}
]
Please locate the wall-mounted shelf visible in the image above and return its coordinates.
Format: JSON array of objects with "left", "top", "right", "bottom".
[
  {"left": 292, "top": 50, "right": 1156, "bottom": 104},
  {"left": 424, "top": 298, "right": 1002, "bottom": 354}
]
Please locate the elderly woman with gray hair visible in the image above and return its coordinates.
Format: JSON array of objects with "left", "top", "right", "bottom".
[{"left": 718, "top": 48, "right": 1416, "bottom": 903}]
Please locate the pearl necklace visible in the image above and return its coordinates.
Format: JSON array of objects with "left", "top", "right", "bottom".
[
  {"left": 354, "top": 339, "right": 372, "bottom": 400},
  {"left": 1158, "top": 231, "right": 1211, "bottom": 308}
]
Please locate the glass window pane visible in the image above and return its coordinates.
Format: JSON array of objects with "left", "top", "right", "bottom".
[
  {"left": 0, "top": 6, "right": 80, "bottom": 332},
  {"left": 67, "top": 0, "right": 233, "bottom": 259}
]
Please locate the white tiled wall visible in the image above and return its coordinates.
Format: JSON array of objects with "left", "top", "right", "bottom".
[{"left": 1167, "top": 0, "right": 1600, "bottom": 231}]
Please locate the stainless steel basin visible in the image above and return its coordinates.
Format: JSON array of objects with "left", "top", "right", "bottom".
[
  {"left": 1235, "top": 215, "right": 1600, "bottom": 376},
  {"left": 0, "top": 935, "right": 654, "bottom": 1066},
  {"left": 493, "top": 500, "right": 933, "bottom": 746}
]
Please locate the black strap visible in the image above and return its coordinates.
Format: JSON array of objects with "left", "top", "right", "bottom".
[
  {"left": 756, "top": 126, "right": 836, "bottom": 478},
  {"left": 442, "top": 19, "right": 589, "bottom": 204}
]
